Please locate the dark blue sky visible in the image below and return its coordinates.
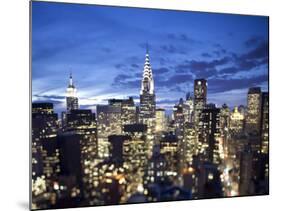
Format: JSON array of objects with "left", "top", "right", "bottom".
[{"left": 32, "top": 1, "right": 269, "bottom": 113}]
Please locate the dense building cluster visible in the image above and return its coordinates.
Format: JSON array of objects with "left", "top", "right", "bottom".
[{"left": 31, "top": 49, "right": 269, "bottom": 209}]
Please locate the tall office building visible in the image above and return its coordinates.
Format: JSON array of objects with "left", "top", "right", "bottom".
[
  {"left": 32, "top": 103, "right": 60, "bottom": 203},
  {"left": 64, "top": 109, "right": 98, "bottom": 202},
  {"left": 155, "top": 108, "right": 166, "bottom": 132},
  {"left": 123, "top": 124, "right": 148, "bottom": 170},
  {"left": 108, "top": 97, "right": 137, "bottom": 126},
  {"left": 183, "top": 92, "right": 194, "bottom": 123},
  {"left": 173, "top": 100, "right": 185, "bottom": 177},
  {"left": 159, "top": 134, "right": 179, "bottom": 180},
  {"left": 96, "top": 104, "right": 122, "bottom": 158},
  {"left": 245, "top": 87, "right": 262, "bottom": 136},
  {"left": 229, "top": 107, "right": 245, "bottom": 133},
  {"left": 194, "top": 79, "right": 207, "bottom": 126},
  {"left": 66, "top": 73, "right": 78, "bottom": 112},
  {"left": 220, "top": 103, "right": 230, "bottom": 130},
  {"left": 57, "top": 133, "right": 83, "bottom": 198},
  {"left": 97, "top": 98, "right": 136, "bottom": 157},
  {"left": 123, "top": 124, "right": 148, "bottom": 198},
  {"left": 239, "top": 145, "right": 255, "bottom": 196},
  {"left": 198, "top": 104, "right": 221, "bottom": 165},
  {"left": 260, "top": 92, "right": 269, "bottom": 154},
  {"left": 173, "top": 101, "right": 185, "bottom": 141},
  {"left": 183, "top": 122, "right": 197, "bottom": 165},
  {"left": 139, "top": 47, "right": 156, "bottom": 157}
]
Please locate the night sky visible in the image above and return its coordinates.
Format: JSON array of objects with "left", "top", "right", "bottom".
[{"left": 32, "top": 1, "right": 269, "bottom": 114}]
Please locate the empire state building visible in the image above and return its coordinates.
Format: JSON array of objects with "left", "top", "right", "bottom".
[
  {"left": 66, "top": 73, "right": 78, "bottom": 112},
  {"left": 139, "top": 46, "right": 156, "bottom": 156}
]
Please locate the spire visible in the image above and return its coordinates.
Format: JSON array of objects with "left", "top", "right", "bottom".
[
  {"left": 66, "top": 72, "right": 77, "bottom": 98},
  {"left": 68, "top": 72, "right": 74, "bottom": 88},
  {"left": 146, "top": 42, "right": 149, "bottom": 54},
  {"left": 141, "top": 45, "right": 154, "bottom": 95}
]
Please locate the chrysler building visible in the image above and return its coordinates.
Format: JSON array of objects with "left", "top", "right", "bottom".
[{"left": 139, "top": 45, "right": 156, "bottom": 157}]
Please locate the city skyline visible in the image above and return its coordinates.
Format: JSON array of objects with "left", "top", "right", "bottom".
[
  {"left": 32, "top": 2, "right": 269, "bottom": 114},
  {"left": 31, "top": 2, "right": 269, "bottom": 210}
]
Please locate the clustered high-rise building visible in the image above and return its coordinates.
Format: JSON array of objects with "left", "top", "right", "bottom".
[{"left": 32, "top": 49, "right": 269, "bottom": 209}]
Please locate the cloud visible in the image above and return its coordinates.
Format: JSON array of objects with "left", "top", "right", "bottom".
[
  {"left": 131, "top": 63, "right": 139, "bottom": 68},
  {"left": 115, "top": 64, "right": 126, "bottom": 69},
  {"left": 175, "top": 57, "right": 231, "bottom": 78},
  {"left": 219, "top": 67, "right": 239, "bottom": 74},
  {"left": 33, "top": 94, "right": 65, "bottom": 100},
  {"left": 157, "top": 99, "right": 178, "bottom": 104},
  {"left": 113, "top": 74, "right": 134, "bottom": 84},
  {"left": 220, "top": 41, "right": 269, "bottom": 75},
  {"left": 153, "top": 67, "right": 170, "bottom": 75},
  {"left": 169, "top": 86, "right": 185, "bottom": 93},
  {"left": 244, "top": 36, "right": 264, "bottom": 48},
  {"left": 240, "top": 40, "right": 268, "bottom": 61},
  {"left": 201, "top": 53, "right": 212, "bottom": 58},
  {"left": 190, "top": 57, "right": 230, "bottom": 70},
  {"left": 208, "top": 75, "right": 267, "bottom": 93},
  {"left": 160, "top": 44, "right": 187, "bottom": 54},
  {"left": 167, "top": 33, "right": 199, "bottom": 44},
  {"left": 113, "top": 71, "right": 193, "bottom": 90},
  {"left": 115, "top": 79, "right": 140, "bottom": 89}
]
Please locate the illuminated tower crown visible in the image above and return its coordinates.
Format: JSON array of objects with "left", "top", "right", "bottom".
[
  {"left": 140, "top": 45, "right": 154, "bottom": 95},
  {"left": 66, "top": 73, "right": 78, "bottom": 112},
  {"left": 66, "top": 73, "right": 77, "bottom": 98}
]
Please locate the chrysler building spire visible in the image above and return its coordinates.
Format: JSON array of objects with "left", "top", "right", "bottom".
[
  {"left": 139, "top": 47, "right": 156, "bottom": 158},
  {"left": 140, "top": 45, "right": 154, "bottom": 95}
]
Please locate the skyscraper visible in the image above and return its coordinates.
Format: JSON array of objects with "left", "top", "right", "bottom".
[
  {"left": 183, "top": 92, "right": 194, "bottom": 124},
  {"left": 220, "top": 103, "right": 230, "bottom": 130},
  {"left": 123, "top": 124, "right": 148, "bottom": 198},
  {"left": 229, "top": 106, "right": 245, "bottom": 133},
  {"left": 183, "top": 122, "right": 196, "bottom": 165},
  {"left": 32, "top": 103, "right": 60, "bottom": 204},
  {"left": 260, "top": 92, "right": 269, "bottom": 154},
  {"left": 194, "top": 79, "right": 207, "bottom": 160},
  {"left": 198, "top": 104, "right": 221, "bottom": 165},
  {"left": 60, "top": 109, "right": 98, "bottom": 203},
  {"left": 155, "top": 108, "right": 166, "bottom": 132},
  {"left": 245, "top": 87, "right": 262, "bottom": 136},
  {"left": 239, "top": 145, "right": 255, "bottom": 196},
  {"left": 96, "top": 104, "right": 122, "bottom": 158},
  {"left": 66, "top": 73, "right": 78, "bottom": 112},
  {"left": 194, "top": 79, "right": 207, "bottom": 127},
  {"left": 159, "top": 134, "right": 179, "bottom": 180},
  {"left": 139, "top": 46, "right": 156, "bottom": 157},
  {"left": 173, "top": 102, "right": 185, "bottom": 141},
  {"left": 108, "top": 97, "right": 137, "bottom": 126}
]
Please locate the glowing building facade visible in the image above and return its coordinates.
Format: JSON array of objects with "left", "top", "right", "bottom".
[
  {"left": 32, "top": 103, "right": 60, "bottom": 208},
  {"left": 245, "top": 87, "right": 262, "bottom": 136},
  {"left": 183, "top": 92, "right": 194, "bottom": 124},
  {"left": 194, "top": 79, "right": 207, "bottom": 127},
  {"left": 260, "top": 92, "right": 269, "bottom": 154},
  {"left": 155, "top": 108, "right": 166, "bottom": 132},
  {"left": 230, "top": 107, "right": 245, "bottom": 133},
  {"left": 139, "top": 47, "right": 156, "bottom": 157},
  {"left": 66, "top": 73, "right": 78, "bottom": 112},
  {"left": 96, "top": 104, "right": 122, "bottom": 158}
]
